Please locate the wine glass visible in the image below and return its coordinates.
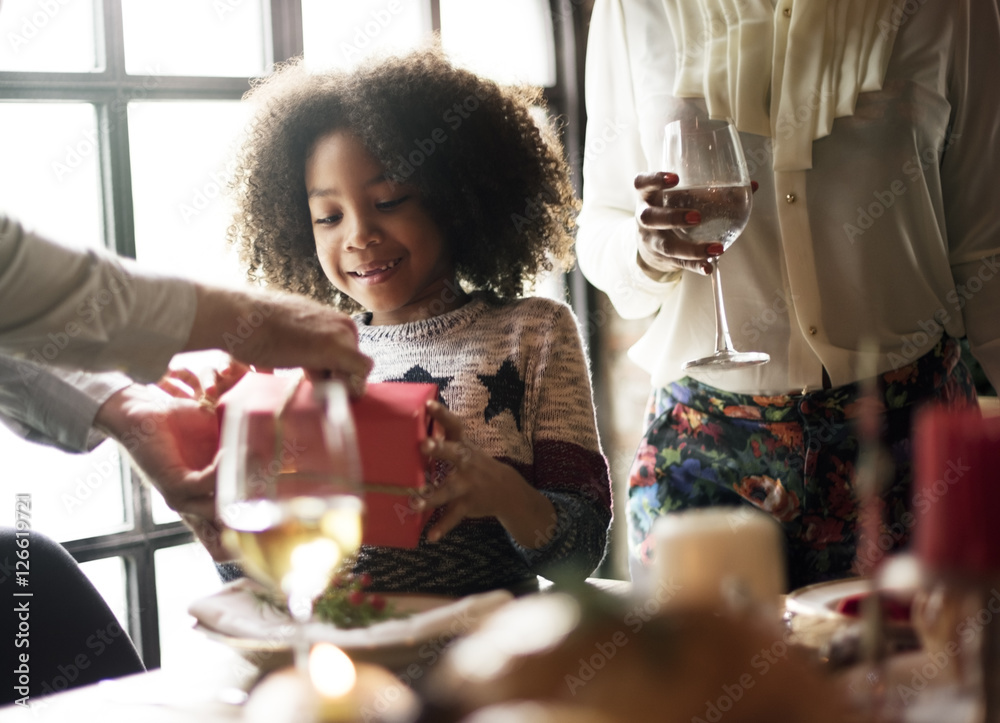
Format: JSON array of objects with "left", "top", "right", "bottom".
[
  {"left": 662, "top": 117, "right": 769, "bottom": 371},
  {"left": 217, "top": 377, "right": 364, "bottom": 670}
]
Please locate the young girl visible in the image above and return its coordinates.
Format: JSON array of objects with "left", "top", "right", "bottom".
[{"left": 226, "top": 47, "right": 613, "bottom": 597}]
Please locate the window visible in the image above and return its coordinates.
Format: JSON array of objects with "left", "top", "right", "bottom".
[{"left": 0, "top": 0, "right": 591, "bottom": 670}]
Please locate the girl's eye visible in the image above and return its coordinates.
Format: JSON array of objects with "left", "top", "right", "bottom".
[
  {"left": 375, "top": 195, "right": 410, "bottom": 211},
  {"left": 315, "top": 212, "right": 342, "bottom": 225}
]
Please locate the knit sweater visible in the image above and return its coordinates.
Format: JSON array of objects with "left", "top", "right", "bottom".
[{"left": 352, "top": 293, "right": 612, "bottom": 596}]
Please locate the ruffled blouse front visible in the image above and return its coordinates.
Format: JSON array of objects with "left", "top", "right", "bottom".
[{"left": 662, "top": 0, "right": 902, "bottom": 170}]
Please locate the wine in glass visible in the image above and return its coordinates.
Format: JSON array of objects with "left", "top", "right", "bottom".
[
  {"left": 217, "top": 378, "right": 364, "bottom": 670},
  {"left": 662, "top": 117, "right": 769, "bottom": 371}
]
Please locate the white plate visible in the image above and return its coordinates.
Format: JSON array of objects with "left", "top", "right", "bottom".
[
  {"left": 189, "top": 579, "right": 513, "bottom": 670},
  {"left": 784, "top": 577, "right": 873, "bottom": 620}
]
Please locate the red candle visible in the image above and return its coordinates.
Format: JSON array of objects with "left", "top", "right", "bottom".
[{"left": 913, "top": 406, "right": 1000, "bottom": 575}]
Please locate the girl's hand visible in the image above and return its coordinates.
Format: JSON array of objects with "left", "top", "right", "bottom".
[{"left": 415, "top": 400, "right": 556, "bottom": 547}]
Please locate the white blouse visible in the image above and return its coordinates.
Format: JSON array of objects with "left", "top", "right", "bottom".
[{"left": 576, "top": 0, "right": 1000, "bottom": 394}]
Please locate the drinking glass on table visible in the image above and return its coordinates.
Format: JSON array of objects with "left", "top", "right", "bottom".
[
  {"left": 217, "top": 378, "right": 364, "bottom": 670},
  {"left": 662, "top": 117, "right": 769, "bottom": 371}
]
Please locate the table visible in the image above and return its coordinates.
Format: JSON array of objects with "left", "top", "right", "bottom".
[
  {"left": 3, "top": 660, "right": 247, "bottom": 722},
  {"left": 0, "top": 577, "right": 984, "bottom": 723},
  {"left": 2, "top": 578, "right": 631, "bottom": 722}
]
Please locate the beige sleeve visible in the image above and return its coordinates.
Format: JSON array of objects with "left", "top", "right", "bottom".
[{"left": 0, "top": 214, "right": 196, "bottom": 383}]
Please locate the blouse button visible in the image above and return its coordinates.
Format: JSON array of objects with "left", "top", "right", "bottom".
[
  {"left": 783, "top": 7, "right": 791, "bottom": 17},
  {"left": 809, "top": 326, "right": 818, "bottom": 336},
  {"left": 785, "top": 193, "right": 797, "bottom": 204}
]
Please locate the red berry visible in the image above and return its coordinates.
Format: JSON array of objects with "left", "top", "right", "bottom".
[
  {"left": 371, "top": 595, "right": 386, "bottom": 612},
  {"left": 348, "top": 590, "right": 366, "bottom": 606},
  {"left": 360, "top": 573, "right": 373, "bottom": 588}
]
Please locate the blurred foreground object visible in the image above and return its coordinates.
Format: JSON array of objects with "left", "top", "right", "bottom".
[
  {"left": 419, "top": 588, "right": 860, "bottom": 723},
  {"left": 911, "top": 407, "right": 1000, "bottom": 720}
]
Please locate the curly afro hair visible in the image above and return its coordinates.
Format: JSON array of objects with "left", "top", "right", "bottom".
[{"left": 228, "top": 44, "right": 579, "bottom": 313}]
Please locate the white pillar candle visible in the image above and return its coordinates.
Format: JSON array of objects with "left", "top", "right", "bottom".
[{"left": 652, "top": 507, "right": 786, "bottom": 612}]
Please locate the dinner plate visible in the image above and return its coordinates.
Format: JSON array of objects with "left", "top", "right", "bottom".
[
  {"left": 784, "top": 577, "right": 874, "bottom": 620},
  {"left": 189, "top": 579, "right": 513, "bottom": 671},
  {"left": 784, "top": 576, "right": 920, "bottom": 663}
]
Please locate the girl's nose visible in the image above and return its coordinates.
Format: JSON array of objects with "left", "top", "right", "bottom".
[{"left": 345, "top": 216, "right": 381, "bottom": 250}]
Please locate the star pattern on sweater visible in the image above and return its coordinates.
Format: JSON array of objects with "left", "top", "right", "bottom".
[
  {"left": 477, "top": 358, "right": 525, "bottom": 431},
  {"left": 386, "top": 365, "right": 453, "bottom": 392}
]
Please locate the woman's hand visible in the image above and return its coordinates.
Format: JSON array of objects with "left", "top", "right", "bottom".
[
  {"left": 415, "top": 400, "right": 557, "bottom": 548},
  {"left": 634, "top": 172, "right": 757, "bottom": 278}
]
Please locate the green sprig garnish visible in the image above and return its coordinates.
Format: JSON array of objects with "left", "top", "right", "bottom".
[{"left": 312, "top": 571, "right": 409, "bottom": 629}]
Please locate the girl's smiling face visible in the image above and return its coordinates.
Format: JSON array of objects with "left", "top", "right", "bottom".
[{"left": 306, "top": 130, "right": 464, "bottom": 325}]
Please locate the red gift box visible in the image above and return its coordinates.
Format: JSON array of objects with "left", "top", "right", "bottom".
[{"left": 217, "top": 373, "right": 437, "bottom": 548}]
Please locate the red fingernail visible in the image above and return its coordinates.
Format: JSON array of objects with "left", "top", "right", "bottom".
[
  {"left": 701, "top": 262, "right": 714, "bottom": 275},
  {"left": 751, "top": 180, "right": 759, "bottom": 193},
  {"left": 661, "top": 172, "right": 679, "bottom": 185},
  {"left": 707, "top": 243, "right": 725, "bottom": 255},
  {"left": 685, "top": 210, "right": 701, "bottom": 224}
]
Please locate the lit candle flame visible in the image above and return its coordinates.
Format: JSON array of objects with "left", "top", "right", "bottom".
[{"left": 309, "top": 644, "right": 357, "bottom": 699}]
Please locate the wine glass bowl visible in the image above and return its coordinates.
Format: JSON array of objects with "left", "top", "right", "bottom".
[
  {"left": 217, "top": 377, "right": 364, "bottom": 667},
  {"left": 662, "top": 117, "right": 769, "bottom": 371},
  {"left": 662, "top": 186, "right": 753, "bottom": 249}
]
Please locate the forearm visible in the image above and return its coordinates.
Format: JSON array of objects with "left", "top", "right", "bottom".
[
  {"left": 185, "top": 284, "right": 371, "bottom": 387},
  {"left": 183, "top": 284, "right": 261, "bottom": 358},
  {"left": 92, "top": 382, "right": 154, "bottom": 445},
  {"left": 516, "top": 491, "right": 611, "bottom": 584},
  {"left": 491, "top": 455, "right": 610, "bottom": 578},
  {"left": 494, "top": 470, "right": 558, "bottom": 550},
  {"left": 576, "top": 0, "right": 675, "bottom": 318}
]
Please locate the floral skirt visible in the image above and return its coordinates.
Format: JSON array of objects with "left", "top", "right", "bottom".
[{"left": 626, "top": 336, "right": 978, "bottom": 590}]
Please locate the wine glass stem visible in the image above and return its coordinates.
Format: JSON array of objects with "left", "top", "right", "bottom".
[
  {"left": 288, "top": 591, "right": 312, "bottom": 673},
  {"left": 708, "top": 257, "right": 738, "bottom": 355}
]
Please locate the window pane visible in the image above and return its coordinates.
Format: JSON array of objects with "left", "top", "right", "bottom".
[
  {"left": 155, "top": 543, "right": 229, "bottom": 672},
  {"left": 121, "top": 0, "right": 267, "bottom": 77},
  {"left": 128, "top": 101, "right": 249, "bottom": 286},
  {"left": 80, "top": 556, "right": 129, "bottom": 635},
  {"left": 0, "top": 103, "right": 103, "bottom": 250},
  {"left": 441, "top": 0, "right": 556, "bottom": 87},
  {"left": 302, "top": 0, "right": 431, "bottom": 70},
  {"left": 0, "top": 429, "right": 129, "bottom": 542},
  {"left": 0, "top": 0, "right": 99, "bottom": 73}
]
